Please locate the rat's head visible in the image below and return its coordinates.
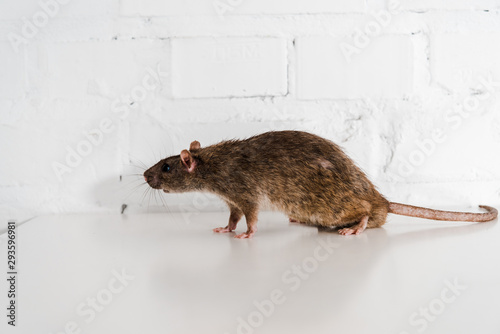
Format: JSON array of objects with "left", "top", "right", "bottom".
[{"left": 143, "top": 140, "right": 201, "bottom": 193}]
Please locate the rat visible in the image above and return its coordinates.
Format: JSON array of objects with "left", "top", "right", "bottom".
[{"left": 143, "top": 131, "right": 497, "bottom": 239}]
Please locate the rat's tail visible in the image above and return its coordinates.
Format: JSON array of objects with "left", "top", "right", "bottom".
[{"left": 388, "top": 203, "right": 498, "bottom": 222}]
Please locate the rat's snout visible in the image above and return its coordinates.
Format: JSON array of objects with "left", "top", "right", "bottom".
[{"left": 143, "top": 170, "right": 162, "bottom": 189}]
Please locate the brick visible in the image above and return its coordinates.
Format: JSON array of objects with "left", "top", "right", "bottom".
[
  {"left": 120, "top": 0, "right": 364, "bottom": 17},
  {"left": 0, "top": 42, "right": 25, "bottom": 99},
  {"left": 44, "top": 40, "right": 169, "bottom": 100},
  {"left": 431, "top": 33, "right": 500, "bottom": 92},
  {"left": 0, "top": 0, "right": 116, "bottom": 19},
  {"left": 398, "top": 0, "right": 500, "bottom": 11},
  {"left": 171, "top": 37, "right": 287, "bottom": 98},
  {"left": 296, "top": 35, "right": 413, "bottom": 99}
]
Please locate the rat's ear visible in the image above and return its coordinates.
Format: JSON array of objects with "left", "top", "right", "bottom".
[
  {"left": 180, "top": 149, "right": 196, "bottom": 173},
  {"left": 189, "top": 140, "right": 201, "bottom": 151}
]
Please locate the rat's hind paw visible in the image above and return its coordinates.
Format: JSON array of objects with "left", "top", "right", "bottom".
[
  {"left": 213, "top": 226, "right": 233, "bottom": 233},
  {"left": 338, "top": 227, "right": 360, "bottom": 236},
  {"left": 338, "top": 216, "right": 369, "bottom": 236}
]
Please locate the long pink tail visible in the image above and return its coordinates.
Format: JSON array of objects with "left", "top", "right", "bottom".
[{"left": 389, "top": 203, "right": 498, "bottom": 222}]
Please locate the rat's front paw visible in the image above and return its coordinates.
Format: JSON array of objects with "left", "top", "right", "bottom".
[{"left": 234, "top": 232, "right": 254, "bottom": 239}]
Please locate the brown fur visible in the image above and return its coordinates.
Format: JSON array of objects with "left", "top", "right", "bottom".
[{"left": 144, "top": 131, "right": 497, "bottom": 238}]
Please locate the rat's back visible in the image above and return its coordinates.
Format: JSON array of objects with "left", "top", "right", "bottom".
[{"left": 236, "top": 131, "right": 376, "bottom": 191}]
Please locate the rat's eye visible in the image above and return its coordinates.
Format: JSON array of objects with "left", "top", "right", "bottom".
[{"left": 161, "top": 163, "right": 171, "bottom": 173}]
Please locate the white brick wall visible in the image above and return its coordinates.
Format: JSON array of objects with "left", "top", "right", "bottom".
[
  {"left": 0, "top": 0, "right": 117, "bottom": 19},
  {"left": 45, "top": 40, "right": 169, "bottom": 100},
  {"left": 431, "top": 33, "right": 500, "bottom": 93},
  {"left": 120, "top": 0, "right": 366, "bottom": 17},
  {"left": 0, "top": 41, "right": 25, "bottom": 99},
  {"left": 1, "top": 0, "right": 500, "bottom": 222},
  {"left": 171, "top": 37, "right": 287, "bottom": 98},
  {"left": 398, "top": 0, "right": 500, "bottom": 11},
  {"left": 296, "top": 35, "right": 413, "bottom": 99}
]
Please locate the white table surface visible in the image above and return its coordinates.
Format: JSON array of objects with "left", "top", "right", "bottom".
[{"left": 1, "top": 210, "right": 499, "bottom": 334}]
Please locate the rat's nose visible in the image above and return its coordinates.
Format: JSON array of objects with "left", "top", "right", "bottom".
[
  {"left": 144, "top": 171, "right": 161, "bottom": 189},
  {"left": 143, "top": 171, "right": 150, "bottom": 182}
]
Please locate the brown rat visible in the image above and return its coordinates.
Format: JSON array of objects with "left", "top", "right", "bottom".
[{"left": 143, "top": 130, "right": 497, "bottom": 238}]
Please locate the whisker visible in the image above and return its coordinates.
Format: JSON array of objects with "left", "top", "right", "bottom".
[
  {"left": 126, "top": 152, "right": 150, "bottom": 167},
  {"left": 142, "top": 135, "right": 159, "bottom": 163},
  {"left": 124, "top": 163, "right": 147, "bottom": 172},
  {"left": 159, "top": 192, "right": 173, "bottom": 216},
  {"left": 121, "top": 182, "right": 148, "bottom": 202},
  {"left": 153, "top": 189, "right": 160, "bottom": 207},
  {"left": 140, "top": 187, "right": 150, "bottom": 208},
  {"left": 147, "top": 188, "right": 153, "bottom": 212},
  {"left": 123, "top": 154, "right": 150, "bottom": 175},
  {"left": 121, "top": 178, "right": 145, "bottom": 186}
]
